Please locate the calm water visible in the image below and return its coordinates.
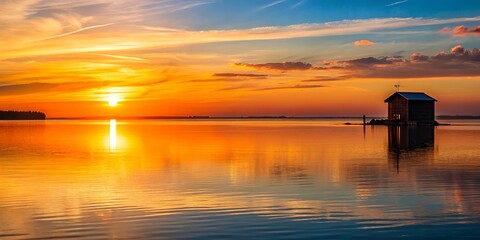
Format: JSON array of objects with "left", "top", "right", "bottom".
[{"left": 1, "top": 119, "right": 480, "bottom": 239}]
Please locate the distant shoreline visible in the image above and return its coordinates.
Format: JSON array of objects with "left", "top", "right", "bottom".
[
  {"left": 436, "top": 115, "right": 480, "bottom": 120},
  {"left": 47, "top": 116, "right": 381, "bottom": 120},
  {"left": 0, "top": 111, "right": 46, "bottom": 120},
  {"left": 45, "top": 115, "right": 480, "bottom": 120},
  {"left": 1, "top": 111, "right": 478, "bottom": 121}
]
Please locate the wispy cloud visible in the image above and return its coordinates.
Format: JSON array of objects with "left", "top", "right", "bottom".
[
  {"left": 290, "top": 0, "right": 306, "bottom": 9},
  {"left": 213, "top": 73, "right": 268, "bottom": 78},
  {"left": 385, "top": 0, "right": 408, "bottom": 7},
  {"left": 256, "top": 84, "right": 325, "bottom": 91},
  {"left": 235, "top": 62, "right": 315, "bottom": 71},
  {"left": 98, "top": 54, "right": 146, "bottom": 61},
  {"left": 302, "top": 76, "right": 350, "bottom": 82},
  {"left": 35, "top": 23, "right": 115, "bottom": 42},
  {"left": 170, "top": 1, "right": 214, "bottom": 13},
  {"left": 0, "top": 81, "right": 112, "bottom": 96},
  {"left": 4, "top": 15, "right": 480, "bottom": 60},
  {"left": 255, "top": 0, "right": 288, "bottom": 12}
]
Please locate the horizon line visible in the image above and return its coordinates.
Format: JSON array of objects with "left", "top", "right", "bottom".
[
  {"left": 44, "top": 115, "right": 479, "bottom": 120},
  {"left": 47, "top": 116, "right": 382, "bottom": 120}
]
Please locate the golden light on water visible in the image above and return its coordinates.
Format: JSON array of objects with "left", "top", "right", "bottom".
[
  {"left": 1, "top": 120, "right": 480, "bottom": 238},
  {"left": 109, "top": 119, "right": 117, "bottom": 151}
]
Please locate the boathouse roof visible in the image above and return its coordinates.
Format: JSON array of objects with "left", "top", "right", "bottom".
[{"left": 385, "top": 92, "right": 437, "bottom": 102}]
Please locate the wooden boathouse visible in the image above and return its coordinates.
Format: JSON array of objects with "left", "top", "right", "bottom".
[{"left": 384, "top": 92, "right": 437, "bottom": 124}]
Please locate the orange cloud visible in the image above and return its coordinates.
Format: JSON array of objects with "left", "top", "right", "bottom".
[
  {"left": 212, "top": 73, "right": 268, "bottom": 78},
  {"left": 238, "top": 46, "right": 480, "bottom": 79},
  {"left": 234, "top": 62, "right": 315, "bottom": 72},
  {"left": 327, "top": 45, "right": 480, "bottom": 78},
  {"left": 354, "top": 39, "right": 376, "bottom": 46},
  {"left": 439, "top": 25, "right": 480, "bottom": 36},
  {"left": 439, "top": 27, "right": 452, "bottom": 34}
]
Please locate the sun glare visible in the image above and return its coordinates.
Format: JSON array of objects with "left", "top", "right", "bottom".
[{"left": 108, "top": 96, "right": 119, "bottom": 106}]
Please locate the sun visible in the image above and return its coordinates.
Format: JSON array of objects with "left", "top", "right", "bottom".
[{"left": 108, "top": 96, "right": 119, "bottom": 107}]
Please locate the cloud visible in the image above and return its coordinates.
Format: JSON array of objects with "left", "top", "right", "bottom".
[
  {"left": 34, "top": 23, "right": 115, "bottom": 42},
  {"left": 256, "top": 84, "right": 326, "bottom": 91},
  {"left": 440, "top": 25, "right": 480, "bottom": 36},
  {"left": 322, "top": 45, "right": 480, "bottom": 78},
  {"left": 302, "top": 76, "right": 350, "bottom": 82},
  {"left": 185, "top": 73, "right": 270, "bottom": 83},
  {"left": 217, "top": 83, "right": 326, "bottom": 92},
  {"left": 255, "top": 0, "right": 288, "bottom": 12},
  {"left": 0, "top": 0, "right": 38, "bottom": 22},
  {"left": 235, "top": 62, "right": 314, "bottom": 71},
  {"left": 439, "top": 27, "right": 452, "bottom": 34},
  {"left": 238, "top": 46, "right": 480, "bottom": 78},
  {"left": 0, "top": 81, "right": 111, "bottom": 96},
  {"left": 343, "top": 56, "right": 404, "bottom": 67},
  {"left": 0, "top": 0, "right": 218, "bottom": 57},
  {"left": 212, "top": 73, "right": 268, "bottom": 78},
  {"left": 354, "top": 39, "right": 376, "bottom": 46},
  {"left": 4, "top": 15, "right": 480, "bottom": 59},
  {"left": 168, "top": 1, "right": 214, "bottom": 13},
  {"left": 450, "top": 45, "right": 468, "bottom": 54},
  {"left": 385, "top": 0, "right": 408, "bottom": 7},
  {"left": 97, "top": 54, "right": 146, "bottom": 61},
  {"left": 0, "top": 82, "right": 58, "bottom": 95},
  {"left": 218, "top": 85, "right": 255, "bottom": 91},
  {"left": 290, "top": 0, "right": 307, "bottom": 9},
  {"left": 409, "top": 53, "right": 429, "bottom": 62},
  {"left": 193, "top": 16, "right": 480, "bottom": 45},
  {"left": 189, "top": 78, "right": 256, "bottom": 83}
]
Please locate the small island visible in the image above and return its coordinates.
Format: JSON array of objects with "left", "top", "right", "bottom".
[{"left": 0, "top": 111, "right": 46, "bottom": 120}]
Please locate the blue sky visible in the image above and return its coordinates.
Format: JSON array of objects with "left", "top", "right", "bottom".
[
  {"left": 153, "top": 0, "right": 480, "bottom": 57},
  {"left": 161, "top": 0, "right": 480, "bottom": 29}
]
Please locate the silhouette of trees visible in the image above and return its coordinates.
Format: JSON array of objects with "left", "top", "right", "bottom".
[{"left": 0, "top": 111, "right": 46, "bottom": 120}]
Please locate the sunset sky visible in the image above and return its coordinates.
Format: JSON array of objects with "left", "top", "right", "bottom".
[{"left": 1, "top": 0, "right": 479, "bottom": 117}]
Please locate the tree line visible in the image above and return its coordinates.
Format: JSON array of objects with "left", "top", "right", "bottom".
[{"left": 0, "top": 111, "right": 46, "bottom": 120}]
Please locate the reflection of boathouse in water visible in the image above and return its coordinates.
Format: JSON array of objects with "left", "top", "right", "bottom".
[
  {"left": 388, "top": 125, "right": 435, "bottom": 172},
  {"left": 388, "top": 126, "right": 434, "bottom": 151}
]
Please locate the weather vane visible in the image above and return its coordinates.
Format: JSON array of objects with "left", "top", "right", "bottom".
[{"left": 394, "top": 81, "right": 400, "bottom": 92}]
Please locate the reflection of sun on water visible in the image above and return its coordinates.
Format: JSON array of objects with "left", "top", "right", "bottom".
[
  {"left": 110, "top": 119, "right": 117, "bottom": 151},
  {"left": 107, "top": 119, "right": 127, "bottom": 152}
]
